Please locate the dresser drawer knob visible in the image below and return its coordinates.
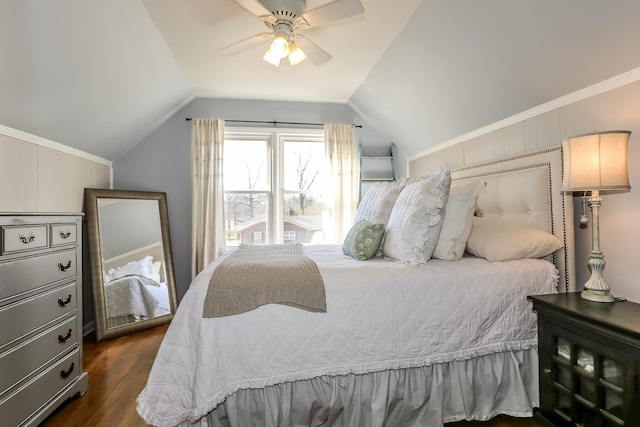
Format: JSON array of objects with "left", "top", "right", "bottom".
[
  {"left": 58, "top": 260, "right": 72, "bottom": 271},
  {"left": 19, "top": 233, "right": 36, "bottom": 244},
  {"left": 59, "top": 230, "right": 72, "bottom": 239},
  {"left": 58, "top": 329, "right": 73, "bottom": 343},
  {"left": 543, "top": 368, "right": 552, "bottom": 374},
  {"left": 58, "top": 294, "right": 72, "bottom": 307},
  {"left": 60, "top": 362, "right": 75, "bottom": 379}
]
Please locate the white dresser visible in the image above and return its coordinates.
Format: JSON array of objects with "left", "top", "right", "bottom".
[{"left": 0, "top": 213, "right": 88, "bottom": 426}]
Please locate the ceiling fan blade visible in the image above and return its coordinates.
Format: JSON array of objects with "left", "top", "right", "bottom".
[
  {"left": 296, "top": 36, "right": 332, "bottom": 65},
  {"left": 218, "top": 32, "right": 273, "bottom": 55},
  {"left": 230, "top": 0, "right": 271, "bottom": 17},
  {"left": 301, "top": 0, "right": 364, "bottom": 28}
]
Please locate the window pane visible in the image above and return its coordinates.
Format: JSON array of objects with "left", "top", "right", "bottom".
[
  {"left": 602, "top": 357, "right": 623, "bottom": 388},
  {"left": 284, "top": 192, "right": 325, "bottom": 243},
  {"left": 282, "top": 140, "right": 327, "bottom": 243},
  {"left": 283, "top": 141, "right": 325, "bottom": 192},
  {"left": 604, "top": 388, "right": 624, "bottom": 420},
  {"left": 224, "top": 192, "right": 268, "bottom": 247},
  {"left": 224, "top": 140, "right": 269, "bottom": 191},
  {"left": 576, "top": 346, "right": 595, "bottom": 377}
]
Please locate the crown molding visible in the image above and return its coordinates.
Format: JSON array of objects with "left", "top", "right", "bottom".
[{"left": 0, "top": 124, "right": 112, "bottom": 167}]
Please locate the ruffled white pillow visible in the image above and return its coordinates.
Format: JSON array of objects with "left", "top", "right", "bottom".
[
  {"left": 106, "top": 255, "right": 156, "bottom": 282},
  {"left": 383, "top": 165, "right": 451, "bottom": 265},
  {"left": 466, "top": 219, "right": 563, "bottom": 261},
  {"left": 432, "top": 180, "right": 484, "bottom": 261}
]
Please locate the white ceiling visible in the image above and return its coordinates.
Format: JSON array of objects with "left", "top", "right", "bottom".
[
  {"left": 2, "top": 1, "right": 640, "bottom": 161},
  {"left": 142, "top": 0, "right": 422, "bottom": 102}
]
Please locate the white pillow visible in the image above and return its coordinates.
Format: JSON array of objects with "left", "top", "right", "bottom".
[
  {"left": 383, "top": 165, "right": 451, "bottom": 265},
  {"left": 106, "top": 255, "right": 156, "bottom": 282},
  {"left": 355, "top": 180, "right": 406, "bottom": 226},
  {"left": 466, "top": 220, "right": 563, "bottom": 261},
  {"left": 151, "top": 260, "right": 164, "bottom": 283},
  {"left": 433, "top": 180, "right": 484, "bottom": 261}
]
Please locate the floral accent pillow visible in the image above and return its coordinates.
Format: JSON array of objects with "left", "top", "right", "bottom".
[
  {"left": 383, "top": 165, "right": 452, "bottom": 265},
  {"left": 343, "top": 221, "right": 386, "bottom": 261}
]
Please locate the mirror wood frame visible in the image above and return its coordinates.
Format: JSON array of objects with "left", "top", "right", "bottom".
[{"left": 85, "top": 188, "right": 178, "bottom": 341}]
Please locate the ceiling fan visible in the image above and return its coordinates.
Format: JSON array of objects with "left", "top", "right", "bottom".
[{"left": 219, "top": 0, "right": 365, "bottom": 67}]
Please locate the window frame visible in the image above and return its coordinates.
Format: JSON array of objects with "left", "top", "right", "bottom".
[{"left": 224, "top": 127, "right": 325, "bottom": 245}]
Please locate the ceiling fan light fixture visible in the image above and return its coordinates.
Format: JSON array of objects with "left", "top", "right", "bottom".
[
  {"left": 270, "top": 35, "right": 289, "bottom": 58},
  {"left": 288, "top": 42, "right": 306, "bottom": 65},
  {"left": 263, "top": 48, "right": 281, "bottom": 66}
]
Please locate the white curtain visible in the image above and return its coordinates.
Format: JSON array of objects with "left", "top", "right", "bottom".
[
  {"left": 324, "top": 123, "right": 359, "bottom": 243},
  {"left": 191, "top": 118, "right": 225, "bottom": 278}
]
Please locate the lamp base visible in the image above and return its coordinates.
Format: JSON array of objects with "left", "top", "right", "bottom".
[{"left": 581, "top": 289, "right": 615, "bottom": 303}]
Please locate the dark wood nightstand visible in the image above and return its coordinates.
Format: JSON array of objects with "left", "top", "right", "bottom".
[{"left": 529, "top": 293, "right": 640, "bottom": 427}]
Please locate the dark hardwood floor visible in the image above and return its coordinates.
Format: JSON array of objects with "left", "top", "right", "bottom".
[
  {"left": 40, "top": 324, "right": 543, "bottom": 426},
  {"left": 40, "top": 324, "right": 168, "bottom": 427}
]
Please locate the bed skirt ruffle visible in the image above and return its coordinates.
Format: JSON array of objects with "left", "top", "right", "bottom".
[{"left": 177, "top": 348, "right": 539, "bottom": 427}]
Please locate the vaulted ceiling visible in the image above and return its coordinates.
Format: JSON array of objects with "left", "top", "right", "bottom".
[{"left": 2, "top": 0, "right": 640, "bottom": 161}]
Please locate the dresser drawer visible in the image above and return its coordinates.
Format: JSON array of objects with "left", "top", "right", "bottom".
[
  {"left": 0, "top": 249, "right": 77, "bottom": 303},
  {"left": 0, "top": 348, "right": 79, "bottom": 427},
  {"left": 0, "top": 316, "right": 77, "bottom": 395},
  {"left": 2, "top": 225, "right": 48, "bottom": 254},
  {"left": 0, "top": 283, "right": 77, "bottom": 349},
  {"left": 51, "top": 223, "right": 78, "bottom": 247}
]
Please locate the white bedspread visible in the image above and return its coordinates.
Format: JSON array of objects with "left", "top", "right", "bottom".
[
  {"left": 137, "top": 245, "right": 558, "bottom": 427},
  {"left": 104, "top": 275, "right": 161, "bottom": 319}
]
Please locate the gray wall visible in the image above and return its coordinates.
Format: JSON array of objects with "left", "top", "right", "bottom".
[
  {"left": 409, "top": 79, "right": 640, "bottom": 303},
  {"left": 113, "top": 97, "right": 392, "bottom": 299},
  {"left": 98, "top": 199, "right": 162, "bottom": 260}
]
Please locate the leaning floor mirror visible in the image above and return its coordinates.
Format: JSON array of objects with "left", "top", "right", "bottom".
[{"left": 85, "top": 188, "right": 178, "bottom": 341}]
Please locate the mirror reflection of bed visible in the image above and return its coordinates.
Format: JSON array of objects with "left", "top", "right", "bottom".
[
  {"left": 102, "top": 241, "right": 171, "bottom": 328},
  {"left": 85, "top": 188, "right": 178, "bottom": 342}
]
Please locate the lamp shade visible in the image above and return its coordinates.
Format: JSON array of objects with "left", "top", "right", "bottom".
[
  {"left": 288, "top": 42, "right": 306, "bottom": 66},
  {"left": 562, "top": 130, "right": 631, "bottom": 191}
]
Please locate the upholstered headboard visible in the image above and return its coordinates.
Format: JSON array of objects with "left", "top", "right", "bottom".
[{"left": 450, "top": 146, "right": 576, "bottom": 292}]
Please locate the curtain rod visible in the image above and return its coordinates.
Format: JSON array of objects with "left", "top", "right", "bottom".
[{"left": 185, "top": 118, "right": 362, "bottom": 128}]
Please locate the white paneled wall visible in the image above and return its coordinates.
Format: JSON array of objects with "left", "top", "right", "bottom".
[
  {"left": 0, "top": 131, "right": 111, "bottom": 213},
  {"left": 1, "top": 127, "right": 112, "bottom": 333},
  {"left": 409, "top": 79, "right": 640, "bottom": 303}
]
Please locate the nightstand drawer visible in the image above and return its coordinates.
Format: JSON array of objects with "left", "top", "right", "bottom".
[
  {"left": 51, "top": 223, "right": 78, "bottom": 247},
  {"left": 0, "top": 348, "right": 79, "bottom": 427},
  {"left": 0, "top": 282, "right": 77, "bottom": 349},
  {"left": 2, "top": 225, "right": 48, "bottom": 254},
  {"left": 0, "top": 249, "right": 77, "bottom": 303},
  {"left": 0, "top": 316, "right": 77, "bottom": 395}
]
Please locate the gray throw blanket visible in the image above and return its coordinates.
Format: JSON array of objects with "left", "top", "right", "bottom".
[{"left": 203, "top": 243, "right": 326, "bottom": 318}]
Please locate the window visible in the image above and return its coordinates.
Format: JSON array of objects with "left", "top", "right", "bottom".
[{"left": 223, "top": 128, "right": 326, "bottom": 247}]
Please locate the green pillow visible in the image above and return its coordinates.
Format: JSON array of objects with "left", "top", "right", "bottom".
[{"left": 343, "top": 221, "right": 386, "bottom": 261}]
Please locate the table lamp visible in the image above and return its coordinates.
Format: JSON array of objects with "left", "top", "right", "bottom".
[{"left": 562, "top": 130, "right": 631, "bottom": 302}]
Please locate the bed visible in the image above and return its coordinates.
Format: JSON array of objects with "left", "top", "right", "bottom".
[
  {"left": 102, "top": 242, "right": 171, "bottom": 328},
  {"left": 137, "top": 146, "right": 575, "bottom": 427}
]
